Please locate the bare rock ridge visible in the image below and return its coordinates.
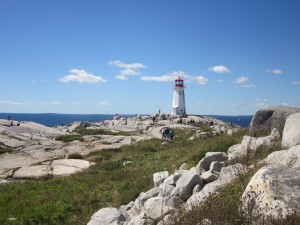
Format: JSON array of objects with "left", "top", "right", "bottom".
[
  {"left": 86, "top": 107, "right": 300, "bottom": 225},
  {"left": 249, "top": 106, "right": 300, "bottom": 136},
  {"left": 0, "top": 114, "right": 237, "bottom": 183}
]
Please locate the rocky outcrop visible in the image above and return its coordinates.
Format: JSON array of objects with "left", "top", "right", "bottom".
[
  {"left": 241, "top": 165, "right": 300, "bottom": 221},
  {"left": 249, "top": 106, "right": 300, "bottom": 136},
  {"left": 12, "top": 159, "right": 92, "bottom": 179},
  {"left": 87, "top": 152, "right": 247, "bottom": 225},
  {"left": 282, "top": 113, "right": 300, "bottom": 149},
  {"left": 228, "top": 129, "right": 279, "bottom": 161}
]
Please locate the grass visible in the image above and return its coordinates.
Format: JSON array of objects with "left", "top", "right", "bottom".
[
  {"left": 55, "top": 127, "right": 135, "bottom": 142},
  {"left": 0, "top": 126, "right": 246, "bottom": 225},
  {"left": 175, "top": 136, "right": 300, "bottom": 225}
]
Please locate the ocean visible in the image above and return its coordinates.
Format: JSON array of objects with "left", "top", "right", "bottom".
[{"left": 0, "top": 113, "right": 253, "bottom": 128}]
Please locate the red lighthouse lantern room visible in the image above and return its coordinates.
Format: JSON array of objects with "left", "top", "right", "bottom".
[{"left": 175, "top": 76, "right": 184, "bottom": 87}]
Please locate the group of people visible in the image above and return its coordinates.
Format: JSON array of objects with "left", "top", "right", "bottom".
[{"left": 161, "top": 127, "right": 175, "bottom": 140}]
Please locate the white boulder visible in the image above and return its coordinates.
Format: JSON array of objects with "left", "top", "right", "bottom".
[
  {"left": 282, "top": 113, "right": 300, "bottom": 149},
  {"left": 87, "top": 207, "right": 125, "bottom": 225}
]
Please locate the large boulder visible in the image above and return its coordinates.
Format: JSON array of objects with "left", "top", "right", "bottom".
[
  {"left": 265, "top": 145, "right": 300, "bottom": 167},
  {"left": 196, "top": 152, "right": 228, "bottom": 172},
  {"left": 241, "top": 166, "right": 300, "bottom": 221},
  {"left": 171, "top": 169, "right": 203, "bottom": 201},
  {"left": 144, "top": 197, "right": 175, "bottom": 222},
  {"left": 87, "top": 207, "right": 125, "bottom": 225},
  {"left": 249, "top": 106, "right": 300, "bottom": 136},
  {"left": 282, "top": 113, "right": 300, "bottom": 149}
]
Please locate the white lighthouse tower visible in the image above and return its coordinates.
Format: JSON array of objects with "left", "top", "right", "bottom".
[{"left": 171, "top": 76, "right": 186, "bottom": 116}]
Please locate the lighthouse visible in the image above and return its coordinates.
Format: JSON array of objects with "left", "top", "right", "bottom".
[{"left": 171, "top": 76, "right": 186, "bottom": 116}]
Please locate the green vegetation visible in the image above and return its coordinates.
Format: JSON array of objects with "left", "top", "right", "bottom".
[
  {"left": 0, "top": 142, "right": 12, "bottom": 154},
  {"left": 175, "top": 138, "right": 300, "bottom": 225},
  {"left": 55, "top": 127, "right": 134, "bottom": 142},
  {"left": 0, "top": 126, "right": 245, "bottom": 225},
  {"left": 2, "top": 125, "right": 294, "bottom": 225}
]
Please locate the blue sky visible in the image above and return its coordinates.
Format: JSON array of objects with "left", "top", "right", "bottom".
[{"left": 0, "top": 0, "right": 299, "bottom": 115}]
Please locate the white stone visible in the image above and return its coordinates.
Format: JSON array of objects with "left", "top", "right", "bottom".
[
  {"left": 87, "top": 207, "right": 125, "bottom": 225},
  {"left": 144, "top": 197, "right": 175, "bottom": 222},
  {"left": 241, "top": 166, "right": 300, "bottom": 221},
  {"left": 13, "top": 165, "right": 51, "bottom": 179},
  {"left": 51, "top": 159, "right": 90, "bottom": 176},
  {"left": 282, "top": 113, "right": 300, "bottom": 149},
  {"left": 153, "top": 171, "right": 169, "bottom": 187},
  {"left": 171, "top": 169, "right": 202, "bottom": 201},
  {"left": 186, "top": 163, "right": 247, "bottom": 210},
  {"left": 265, "top": 145, "right": 300, "bottom": 168},
  {"left": 196, "top": 152, "right": 228, "bottom": 171}
]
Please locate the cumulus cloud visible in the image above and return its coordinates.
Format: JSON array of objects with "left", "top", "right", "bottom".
[
  {"left": 141, "top": 71, "right": 208, "bottom": 85},
  {"left": 109, "top": 60, "right": 146, "bottom": 80},
  {"left": 292, "top": 81, "right": 300, "bottom": 85},
  {"left": 233, "top": 76, "right": 249, "bottom": 84},
  {"left": 266, "top": 68, "right": 283, "bottom": 75},
  {"left": 108, "top": 60, "right": 146, "bottom": 69},
  {"left": 116, "top": 75, "right": 128, "bottom": 80},
  {"left": 120, "top": 69, "right": 140, "bottom": 76},
  {"left": 59, "top": 69, "right": 106, "bottom": 84},
  {"left": 192, "top": 76, "right": 208, "bottom": 85},
  {"left": 233, "top": 76, "right": 256, "bottom": 88},
  {"left": 141, "top": 71, "right": 190, "bottom": 82},
  {"left": 208, "top": 65, "right": 231, "bottom": 73}
]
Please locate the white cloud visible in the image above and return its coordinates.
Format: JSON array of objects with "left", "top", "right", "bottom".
[
  {"left": 292, "top": 81, "right": 300, "bottom": 85},
  {"left": 266, "top": 68, "right": 283, "bottom": 75},
  {"left": 98, "top": 101, "right": 112, "bottom": 106},
  {"left": 141, "top": 71, "right": 208, "bottom": 85},
  {"left": 233, "top": 76, "right": 249, "bottom": 84},
  {"left": 217, "top": 79, "right": 224, "bottom": 83},
  {"left": 141, "top": 71, "right": 190, "bottom": 82},
  {"left": 240, "top": 84, "right": 256, "bottom": 88},
  {"left": 120, "top": 69, "right": 140, "bottom": 76},
  {"left": 255, "top": 98, "right": 268, "bottom": 102},
  {"left": 52, "top": 101, "right": 62, "bottom": 105},
  {"left": 116, "top": 75, "right": 128, "bottom": 80},
  {"left": 59, "top": 69, "right": 106, "bottom": 84},
  {"left": 193, "top": 76, "right": 208, "bottom": 85},
  {"left": 0, "top": 100, "right": 27, "bottom": 105},
  {"left": 256, "top": 103, "right": 268, "bottom": 108},
  {"left": 108, "top": 60, "right": 146, "bottom": 69},
  {"left": 208, "top": 65, "right": 231, "bottom": 73}
]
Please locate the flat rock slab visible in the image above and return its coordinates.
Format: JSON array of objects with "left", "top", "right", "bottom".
[
  {"left": 51, "top": 159, "right": 90, "bottom": 176},
  {"left": 13, "top": 165, "right": 52, "bottom": 179}
]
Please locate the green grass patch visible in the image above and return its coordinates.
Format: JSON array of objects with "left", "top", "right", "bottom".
[
  {"left": 0, "top": 128, "right": 246, "bottom": 225},
  {"left": 55, "top": 134, "right": 83, "bottom": 142}
]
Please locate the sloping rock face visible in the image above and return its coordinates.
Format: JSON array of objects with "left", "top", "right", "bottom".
[
  {"left": 282, "top": 113, "right": 300, "bottom": 149},
  {"left": 249, "top": 106, "right": 300, "bottom": 136},
  {"left": 241, "top": 166, "right": 300, "bottom": 221}
]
